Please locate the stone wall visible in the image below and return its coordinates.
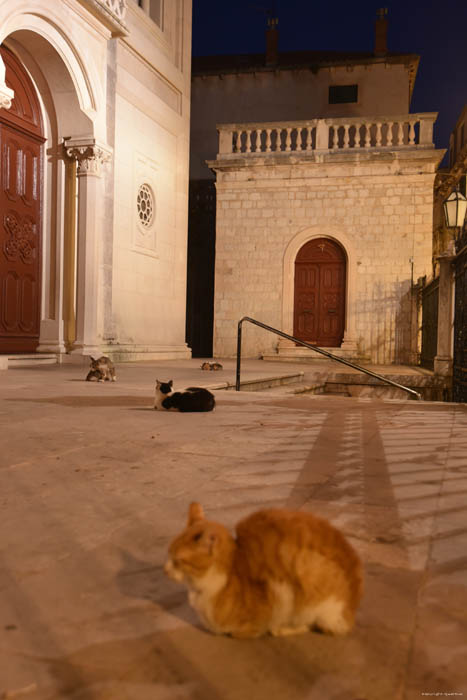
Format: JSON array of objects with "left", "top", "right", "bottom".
[{"left": 212, "top": 148, "right": 442, "bottom": 364}]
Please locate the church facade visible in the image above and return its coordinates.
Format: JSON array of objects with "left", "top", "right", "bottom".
[{"left": 0, "top": 0, "right": 192, "bottom": 361}]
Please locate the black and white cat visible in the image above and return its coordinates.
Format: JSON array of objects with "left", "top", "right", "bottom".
[{"left": 154, "top": 380, "right": 215, "bottom": 412}]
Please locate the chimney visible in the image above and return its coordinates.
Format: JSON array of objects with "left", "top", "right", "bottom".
[
  {"left": 374, "top": 8, "right": 388, "bottom": 57},
  {"left": 265, "top": 17, "right": 279, "bottom": 66}
]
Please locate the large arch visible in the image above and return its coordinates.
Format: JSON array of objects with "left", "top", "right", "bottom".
[
  {"left": 282, "top": 226, "right": 358, "bottom": 349},
  {"left": 0, "top": 6, "right": 103, "bottom": 123},
  {"left": 0, "top": 7, "right": 111, "bottom": 356}
]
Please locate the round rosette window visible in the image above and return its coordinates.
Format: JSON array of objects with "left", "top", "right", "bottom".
[{"left": 137, "top": 183, "right": 155, "bottom": 229}]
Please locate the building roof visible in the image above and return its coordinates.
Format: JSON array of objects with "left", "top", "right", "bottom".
[{"left": 192, "top": 50, "right": 420, "bottom": 98}]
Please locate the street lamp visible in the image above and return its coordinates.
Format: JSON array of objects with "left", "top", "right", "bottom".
[{"left": 443, "top": 188, "right": 467, "bottom": 252}]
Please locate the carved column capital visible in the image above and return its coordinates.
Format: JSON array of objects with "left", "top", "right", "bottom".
[
  {"left": 64, "top": 137, "right": 112, "bottom": 177},
  {"left": 0, "top": 84, "right": 14, "bottom": 109},
  {"left": 0, "top": 53, "right": 14, "bottom": 110}
]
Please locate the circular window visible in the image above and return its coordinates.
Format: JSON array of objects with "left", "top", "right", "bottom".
[{"left": 137, "top": 183, "right": 154, "bottom": 228}]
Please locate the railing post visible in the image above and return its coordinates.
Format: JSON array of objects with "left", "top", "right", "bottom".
[
  {"left": 236, "top": 319, "right": 243, "bottom": 391},
  {"left": 418, "top": 115, "right": 435, "bottom": 147},
  {"left": 218, "top": 127, "right": 233, "bottom": 155},
  {"left": 315, "top": 119, "right": 329, "bottom": 151}
]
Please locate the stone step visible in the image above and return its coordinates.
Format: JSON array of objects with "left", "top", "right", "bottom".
[
  {"left": 254, "top": 380, "right": 326, "bottom": 396},
  {"left": 211, "top": 372, "right": 305, "bottom": 392},
  {"left": 3, "top": 354, "right": 58, "bottom": 369}
]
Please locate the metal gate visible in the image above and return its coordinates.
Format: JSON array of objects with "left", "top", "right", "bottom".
[
  {"left": 453, "top": 237, "right": 467, "bottom": 402},
  {"left": 420, "top": 277, "right": 439, "bottom": 370}
]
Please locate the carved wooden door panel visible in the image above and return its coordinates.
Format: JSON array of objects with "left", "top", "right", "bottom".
[
  {"left": 294, "top": 238, "right": 346, "bottom": 347},
  {"left": 0, "top": 46, "right": 44, "bottom": 353}
]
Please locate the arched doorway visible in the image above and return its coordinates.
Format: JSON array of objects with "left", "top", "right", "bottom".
[
  {"left": 0, "top": 46, "right": 44, "bottom": 353},
  {"left": 293, "top": 237, "right": 346, "bottom": 347}
]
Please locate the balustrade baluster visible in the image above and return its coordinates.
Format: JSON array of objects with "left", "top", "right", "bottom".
[
  {"left": 386, "top": 122, "right": 394, "bottom": 147},
  {"left": 305, "top": 127, "right": 312, "bottom": 151},
  {"left": 285, "top": 127, "right": 292, "bottom": 151},
  {"left": 255, "top": 129, "right": 262, "bottom": 152},
  {"left": 331, "top": 126, "right": 337, "bottom": 149},
  {"left": 397, "top": 122, "right": 404, "bottom": 146},
  {"left": 364, "top": 123, "right": 371, "bottom": 148},
  {"left": 265, "top": 128, "right": 272, "bottom": 152},
  {"left": 353, "top": 124, "right": 361, "bottom": 148},
  {"left": 343, "top": 124, "right": 350, "bottom": 149},
  {"left": 235, "top": 130, "right": 242, "bottom": 153},
  {"left": 408, "top": 120, "right": 416, "bottom": 145},
  {"left": 376, "top": 122, "right": 382, "bottom": 147},
  {"left": 295, "top": 127, "right": 302, "bottom": 151},
  {"left": 245, "top": 130, "right": 252, "bottom": 153}
]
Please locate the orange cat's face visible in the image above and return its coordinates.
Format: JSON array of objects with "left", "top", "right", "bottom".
[{"left": 164, "top": 503, "right": 234, "bottom": 585}]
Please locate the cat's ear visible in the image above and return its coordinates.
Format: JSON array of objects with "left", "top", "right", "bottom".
[
  {"left": 187, "top": 502, "right": 204, "bottom": 526},
  {"left": 156, "top": 379, "right": 161, "bottom": 388},
  {"left": 169, "top": 380, "right": 173, "bottom": 388}
]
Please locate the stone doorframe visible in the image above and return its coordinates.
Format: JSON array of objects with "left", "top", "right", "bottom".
[
  {"left": 0, "top": 8, "right": 112, "bottom": 358},
  {"left": 281, "top": 226, "right": 358, "bottom": 350}
]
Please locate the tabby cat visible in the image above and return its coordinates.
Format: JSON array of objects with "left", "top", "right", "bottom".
[
  {"left": 85, "top": 368, "right": 106, "bottom": 382},
  {"left": 165, "top": 502, "right": 362, "bottom": 638},
  {"left": 154, "top": 380, "right": 215, "bottom": 412},
  {"left": 200, "top": 362, "right": 223, "bottom": 371},
  {"left": 89, "top": 356, "right": 116, "bottom": 382}
]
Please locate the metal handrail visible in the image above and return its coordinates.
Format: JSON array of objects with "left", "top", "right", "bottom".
[{"left": 236, "top": 316, "right": 422, "bottom": 400}]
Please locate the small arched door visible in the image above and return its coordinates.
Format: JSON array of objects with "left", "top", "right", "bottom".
[
  {"left": 293, "top": 237, "right": 346, "bottom": 347},
  {"left": 0, "top": 46, "right": 44, "bottom": 353}
]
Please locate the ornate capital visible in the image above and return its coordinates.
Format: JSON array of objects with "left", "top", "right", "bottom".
[
  {"left": 0, "top": 54, "right": 14, "bottom": 109},
  {"left": 0, "top": 82, "right": 14, "bottom": 110},
  {"left": 77, "top": 0, "right": 128, "bottom": 37},
  {"left": 65, "top": 137, "right": 113, "bottom": 177}
]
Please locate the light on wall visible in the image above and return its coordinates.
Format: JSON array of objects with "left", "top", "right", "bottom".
[{"left": 443, "top": 187, "right": 467, "bottom": 229}]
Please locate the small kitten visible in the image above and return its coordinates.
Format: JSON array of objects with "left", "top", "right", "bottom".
[
  {"left": 165, "top": 503, "right": 362, "bottom": 639},
  {"left": 89, "top": 356, "right": 116, "bottom": 382},
  {"left": 200, "top": 362, "right": 223, "bottom": 371},
  {"left": 154, "top": 380, "right": 215, "bottom": 413},
  {"left": 85, "top": 368, "right": 106, "bottom": 382}
]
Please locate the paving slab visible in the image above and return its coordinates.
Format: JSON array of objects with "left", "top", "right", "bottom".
[{"left": 1, "top": 360, "right": 466, "bottom": 700}]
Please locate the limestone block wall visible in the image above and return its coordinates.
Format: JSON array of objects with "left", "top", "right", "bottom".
[
  {"left": 212, "top": 150, "right": 441, "bottom": 364},
  {"left": 108, "top": 1, "right": 192, "bottom": 359}
]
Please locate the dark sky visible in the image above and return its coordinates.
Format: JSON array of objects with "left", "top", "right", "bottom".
[{"left": 192, "top": 0, "right": 467, "bottom": 162}]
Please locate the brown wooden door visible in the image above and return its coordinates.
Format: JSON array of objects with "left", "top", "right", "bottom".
[
  {"left": 0, "top": 47, "right": 44, "bottom": 353},
  {"left": 293, "top": 237, "right": 346, "bottom": 347}
]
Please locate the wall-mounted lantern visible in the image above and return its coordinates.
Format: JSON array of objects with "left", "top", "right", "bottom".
[{"left": 443, "top": 187, "right": 467, "bottom": 229}]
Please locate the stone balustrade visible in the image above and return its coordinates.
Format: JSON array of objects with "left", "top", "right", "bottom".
[{"left": 217, "top": 113, "right": 437, "bottom": 157}]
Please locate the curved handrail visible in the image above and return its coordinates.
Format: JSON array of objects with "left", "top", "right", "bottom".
[{"left": 236, "top": 316, "right": 422, "bottom": 400}]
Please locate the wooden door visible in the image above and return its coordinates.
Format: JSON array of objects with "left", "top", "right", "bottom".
[
  {"left": 293, "top": 238, "right": 346, "bottom": 347},
  {"left": 0, "top": 47, "right": 44, "bottom": 353}
]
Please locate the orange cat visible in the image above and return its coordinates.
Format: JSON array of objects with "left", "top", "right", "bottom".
[{"left": 164, "top": 502, "right": 362, "bottom": 638}]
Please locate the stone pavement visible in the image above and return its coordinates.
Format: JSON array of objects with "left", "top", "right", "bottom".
[{"left": 1, "top": 359, "right": 467, "bottom": 700}]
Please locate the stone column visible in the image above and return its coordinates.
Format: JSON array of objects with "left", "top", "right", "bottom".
[
  {"left": 434, "top": 253, "right": 455, "bottom": 377},
  {"left": 65, "top": 138, "right": 112, "bottom": 357}
]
